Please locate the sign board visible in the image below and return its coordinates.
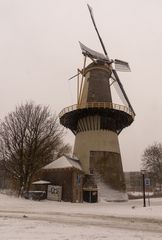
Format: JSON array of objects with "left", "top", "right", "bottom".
[
  {"left": 47, "top": 185, "right": 62, "bottom": 201},
  {"left": 145, "top": 178, "right": 151, "bottom": 186}
]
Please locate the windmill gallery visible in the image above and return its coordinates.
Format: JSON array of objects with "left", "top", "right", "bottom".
[{"left": 41, "top": 5, "right": 135, "bottom": 203}]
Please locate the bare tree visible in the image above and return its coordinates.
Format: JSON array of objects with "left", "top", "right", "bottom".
[
  {"left": 141, "top": 142, "right": 162, "bottom": 188},
  {"left": 56, "top": 143, "right": 72, "bottom": 159},
  {"left": 0, "top": 102, "right": 68, "bottom": 193}
]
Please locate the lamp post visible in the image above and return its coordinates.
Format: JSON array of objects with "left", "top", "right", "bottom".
[{"left": 141, "top": 170, "right": 146, "bottom": 207}]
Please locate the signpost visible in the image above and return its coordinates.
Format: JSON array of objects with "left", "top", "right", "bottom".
[
  {"left": 141, "top": 171, "right": 151, "bottom": 207},
  {"left": 145, "top": 177, "right": 151, "bottom": 206},
  {"left": 145, "top": 178, "right": 150, "bottom": 187},
  {"left": 141, "top": 170, "right": 146, "bottom": 207}
]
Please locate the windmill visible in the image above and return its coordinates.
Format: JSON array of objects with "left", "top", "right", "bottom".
[{"left": 59, "top": 4, "right": 135, "bottom": 202}]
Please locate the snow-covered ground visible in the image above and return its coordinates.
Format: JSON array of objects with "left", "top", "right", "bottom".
[{"left": 0, "top": 193, "right": 162, "bottom": 240}]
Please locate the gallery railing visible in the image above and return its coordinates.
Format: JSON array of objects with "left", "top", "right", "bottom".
[{"left": 59, "top": 102, "right": 135, "bottom": 119}]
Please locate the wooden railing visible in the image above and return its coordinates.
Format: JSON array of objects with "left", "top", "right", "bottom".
[{"left": 59, "top": 102, "right": 135, "bottom": 119}]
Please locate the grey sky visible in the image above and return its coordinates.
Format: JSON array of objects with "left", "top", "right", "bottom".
[{"left": 0, "top": 0, "right": 162, "bottom": 171}]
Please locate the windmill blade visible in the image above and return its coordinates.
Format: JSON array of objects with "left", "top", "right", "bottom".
[
  {"left": 79, "top": 41, "right": 109, "bottom": 62},
  {"left": 87, "top": 4, "right": 109, "bottom": 59},
  {"left": 114, "top": 59, "right": 131, "bottom": 72},
  {"left": 68, "top": 72, "right": 80, "bottom": 81},
  {"left": 112, "top": 77, "right": 128, "bottom": 107},
  {"left": 112, "top": 69, "right": 135, "bottom": 116}
]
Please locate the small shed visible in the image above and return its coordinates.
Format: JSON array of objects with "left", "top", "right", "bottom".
[{"left": 41, "top": 155, "right": 83, "bottom": 202}]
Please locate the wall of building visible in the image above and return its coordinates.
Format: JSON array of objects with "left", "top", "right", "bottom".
[
  {"left": 90, "top": 151, "right": 126, "bottom": 191},
  {"left": 80, "top": 63, "right": 112, "bottom": 104},
  {"left": 41, "top": 169, "right": 83, "bottom": 202},
  {"left": 72, "top": 171, "right": 83, "bottom": 202},
  {"left": 73, "top": 130, "right": 120, "bottom": 173},
  {"left": 124, "top": 171, "right": 142, "bottom": 191}
]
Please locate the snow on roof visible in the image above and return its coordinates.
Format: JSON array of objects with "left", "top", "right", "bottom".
[
  {"left": 43, "top": 156, "right": 83, "bottom": 171},
  {"left": 32, "top": 180, "right": 51, "bottom": 185}
]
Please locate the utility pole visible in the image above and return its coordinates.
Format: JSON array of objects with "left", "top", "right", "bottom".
[{"left": 141, "top": 170, "right": 146, "bottom": 207}]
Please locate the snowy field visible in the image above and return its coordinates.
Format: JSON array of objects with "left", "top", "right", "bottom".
[{"left": 0, "top": 194, "right": 162, "bottom": 239}]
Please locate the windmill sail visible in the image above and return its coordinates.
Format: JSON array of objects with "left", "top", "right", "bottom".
[
  {"left": 87, "top": 4, "right": 135, "bottom": 116},
  {"left": 112, "top": 79, "right": 128, "bottom": 107},
  {"left": 79, "top": 42, "right": 109, "bottom": 62},
  {"left": 87, "top": 4, "right": 109, "bottom": 58},
  {"left": 112, "top": 70, "right": 135, "bottom": 116},
  {"left": 114, "top": 59, "right": 131, "bottom": 72}
]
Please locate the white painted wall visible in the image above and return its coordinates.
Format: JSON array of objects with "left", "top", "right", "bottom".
[{"left": 73, "top": 130, "right": 121, "bottom": 173}]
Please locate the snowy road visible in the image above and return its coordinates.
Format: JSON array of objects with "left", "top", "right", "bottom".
[
  {"left": 0, "top": 194, "right": 162, "bottom": 239},
  {"left": 0, "top": 208, "right": 162, "bottom": 233},
  {"left": 1, "top": 208, "right": 162, "bottom": 239},
  {"left": 0, "top": 212, "right": 162, "bottom": 240}
]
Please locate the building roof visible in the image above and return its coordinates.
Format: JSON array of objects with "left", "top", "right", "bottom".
[{"left": 42, "top": 155, "right": 83, "bottom": 171}]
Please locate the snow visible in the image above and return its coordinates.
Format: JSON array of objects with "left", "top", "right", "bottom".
[
  {"left": 0, "top": 193, "right": 162, "bottom": 239},
  {"left": 128, "top": 191, "right": 154, "bottom": 197},
  {"left": 32, "top": 180, "right": 51, "bottom": 185},
  {"left": 97, "top": 182, "right": 128, "bottom": 201}
]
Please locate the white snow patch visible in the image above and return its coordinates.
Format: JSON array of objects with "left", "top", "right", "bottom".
[
  {"left": 0, "top": 193, "right": 162, "bottom": 239},
  {"left": 32, "top": 180, "right": 51, "bottom": 185},
  {"left": 98, "top": 181, "right": 128, "bottom": 202}
]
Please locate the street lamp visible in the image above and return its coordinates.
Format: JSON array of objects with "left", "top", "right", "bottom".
[{"left": 141, "top": 170, "right": 146, "bottom": 207}]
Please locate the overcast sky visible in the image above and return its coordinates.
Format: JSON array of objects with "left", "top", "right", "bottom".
[{"left": 0, "top": 0, "right": 162, "bottom": 171}]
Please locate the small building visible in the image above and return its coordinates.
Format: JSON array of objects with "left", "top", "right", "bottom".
[
  {"left": 124, "top": 171, "right": 142, "bottom": 192},
  {"left": 124, "top": 171, "right": 154, "bottom": 192},
  {"left": 40, "top": 156, "right": 84, "bottom": 202}
]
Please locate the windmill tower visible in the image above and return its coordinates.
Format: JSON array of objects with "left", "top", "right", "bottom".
[{"left": 59, "top": 5, "right": 135, "bottom": 201}]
